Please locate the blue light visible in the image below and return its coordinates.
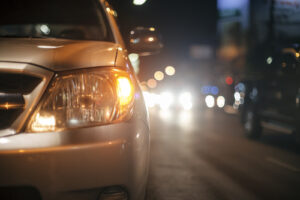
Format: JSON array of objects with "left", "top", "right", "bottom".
[
  {"left": 235, "top": 83, "right": 246, "bottom": 92},
  {"left": 201, "top": 86, "right": 219, "bottom": 95},
  {"left": 218, "top": 0, "right": 248, "bottom": 10},
  {"left": 211, "top": 86, "right": 219, "bottom": 95},
  {"left": 201, "top": 86, "right": 210, "bottom": 95}
]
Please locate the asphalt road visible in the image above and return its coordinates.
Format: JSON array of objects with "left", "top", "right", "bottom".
[{"left": 146, "top": 108, "right": 300, "bottom": 200}]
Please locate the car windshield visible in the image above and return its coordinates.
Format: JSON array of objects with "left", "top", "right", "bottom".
[{"left": 0, "top": 0, "right": 111, "bottom": 41}]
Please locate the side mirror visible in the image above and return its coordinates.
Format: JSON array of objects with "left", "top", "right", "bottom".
[{"left": 128, "top": 27, "right": 163, "bottom": 56}]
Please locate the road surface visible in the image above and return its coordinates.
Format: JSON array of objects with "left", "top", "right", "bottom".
[{"left": 146, "top": 109, "right": 300, "bottom": 200}]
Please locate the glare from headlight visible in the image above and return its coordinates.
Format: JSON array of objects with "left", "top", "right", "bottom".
[
  {"left": 205, "top": 95, "right": 215, "bottom": 108},
  {"left": 216, "top": 96, "right": 226, "bottom": 108},
  {"left": 179, "top": 92, "right": 193, "bottom": 110},
  {"left": 159, "top": 92, "right": 174, "bottom": 110},
  {"left": 178, "top": 111, "right": 192, "bottom": 126},
  {"left": 143, "top": 92, "right": 159, "bottom": 108},
  {"left": 159, "top": 109, "right": 172, "bottom": 120}
]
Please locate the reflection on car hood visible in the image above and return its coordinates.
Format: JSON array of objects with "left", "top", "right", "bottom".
[{"left": 0, "top": 38, "right": 119, "bottom": 71}]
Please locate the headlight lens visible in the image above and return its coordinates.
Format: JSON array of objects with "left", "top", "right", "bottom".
[{"left": 26, "top": 68, "right": 134, "bottom": 133}]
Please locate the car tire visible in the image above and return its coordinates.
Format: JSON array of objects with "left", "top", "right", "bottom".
[{"left": 243, "top": 108, "right": 262, "bottom": 139}]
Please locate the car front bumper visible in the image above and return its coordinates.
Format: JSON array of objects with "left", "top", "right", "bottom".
[{"left": 0, "top": 118, "right": 149, "bottom": 200}]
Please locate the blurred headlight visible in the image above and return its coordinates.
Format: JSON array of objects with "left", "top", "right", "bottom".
[
  {"left": 234, "top": 92, "right": 241, "bottom": 101},
  {"left": 159, "top": 92, "right": 174, "bottom": 110},
  {"left": 143, "top": 92, "right": 159, "bottom": 108},
  {"left": 26, "top": 69, "right": 134, "bottom": 133},
  {"left": 205, "top": 95, "right": 215, "bottom": 108},
  {"left": 179, "top": 92, "right": 193, "bottom": 110},
  {"left": 216, "top": 96, "right": 225, "bottom": 108}
]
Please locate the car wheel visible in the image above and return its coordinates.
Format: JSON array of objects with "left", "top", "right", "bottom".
[{"left": 244, "top": 108, "right": 262, "bottom": 139}]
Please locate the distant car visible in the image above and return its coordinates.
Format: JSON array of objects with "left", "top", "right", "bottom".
[
  {"left": 237, "top": 45, "right": 300, "bottom": 141},
  {"left": 0, "top": 0, "right": 162, "bottom": 199}
]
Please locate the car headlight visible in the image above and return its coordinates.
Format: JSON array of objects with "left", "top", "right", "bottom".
[
  {"left": 26, "top": 68, "right": 135, "bottom": 133},
  {"left": 205, "top": 95, "right": 215, "bottom": 108}
]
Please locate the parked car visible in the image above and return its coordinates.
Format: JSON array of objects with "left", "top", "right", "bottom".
[
  {"left": 0, "top": 0, "right": 162, "bottom": 199},
  {"left": 237, "top": 45, "right": 300, "bottom": 141}
]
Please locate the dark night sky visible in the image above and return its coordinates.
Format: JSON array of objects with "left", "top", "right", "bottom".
[
  {"left": 109, "top": 0, "right": 217, "bottom": 80},
  {"left": 110, "top": 0, "right": 217, "bottom": 49}
]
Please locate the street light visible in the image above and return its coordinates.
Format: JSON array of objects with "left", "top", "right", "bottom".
[{"left": 133, "top": 0, "right": 147, "bottom": 6}]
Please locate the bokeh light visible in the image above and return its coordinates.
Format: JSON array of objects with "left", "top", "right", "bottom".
[
  {"left": 147, "top": 79, "right": 157, "bottom": 89},
  {"left": 165, "top": 66, "right": 176, "bottom": 76},
  {"left": 143, "top": 92, "right": 159, "bottom": 108},
  {"left": 225, "top": 76, "right": 233, "bottom": 85},
  {"left": 149, "top": 27, "right": 156, "bottom": 32},
  {"left": 128, "top": 53, "right": 139, "bottom": 63},
  {"left": 40, "top": 24, "right": 50, "bottom": 35},
  {"left": 159, "top": 92, "right": 174, "bottom": 110},
  {"left": 205, "top": 95, "right": 215, "bottom": 108},
  {"left": 217, "top": 96, "right": 226, "bottom": 108},
  {"left": 147, "top": 37, "right": 155, "bottom": 42},
  {"left": 154, "top": 71, "right": 164, "bottom": 81},
  {"left": 234, "top": 92, "right": 241, "bottom": 101},
  {"left": 179, "top": 92, "right": 193, "bottom": 110}
]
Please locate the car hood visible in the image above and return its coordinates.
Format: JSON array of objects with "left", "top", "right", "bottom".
[{"left": 0, "top": 38, "right": 119, "bottom": 71}]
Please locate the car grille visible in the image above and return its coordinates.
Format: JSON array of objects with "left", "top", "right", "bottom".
[
  {"left": 0, "top": 73, "right": 41, "bottom": 94},
  {"left": 0, "top": 186, "right": 42, "bottom": 200},
  {"left": 0, "top": 72, "right": 42, "bottom": 130}
]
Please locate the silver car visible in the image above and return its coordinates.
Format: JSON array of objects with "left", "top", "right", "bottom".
[{"left": 0, "top": 0, "right": 162, "bottom": 199}]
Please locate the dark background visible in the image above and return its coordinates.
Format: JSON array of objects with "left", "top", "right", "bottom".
[{"left": 109, "top": 0, "right": 218, "bottom": 81}]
